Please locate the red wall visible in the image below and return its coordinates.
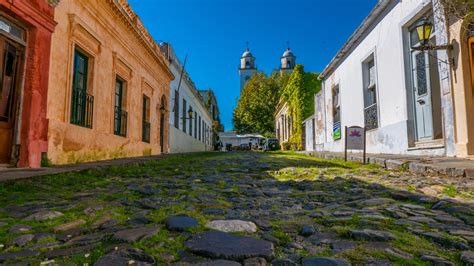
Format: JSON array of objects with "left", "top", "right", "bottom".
[{"left": 0, "top": 0, "right": 56, "bottom": 167}]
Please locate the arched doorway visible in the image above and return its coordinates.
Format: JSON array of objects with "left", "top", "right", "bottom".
[{"left": 160, "top": 95, "right": 166, "bottom": 153}]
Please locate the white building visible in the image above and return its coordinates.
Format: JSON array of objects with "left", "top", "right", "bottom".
[
  {"left": 303, "top": 115, "right": 316, "bottom": 152},
  {"left": 161, "top": 43, "right": 213, "bottom": 153},
  {"left": 311, "top": 0, "right": 457, "bottom": 156}
]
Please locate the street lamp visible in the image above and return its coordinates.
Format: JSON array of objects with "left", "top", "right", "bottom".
[
  {"left": 159, "top": 105, "right": 166, "bottom": 115},
  {"left": 412, "top": 19, "right": 453, "bottom": 51},
  {"left": 415, "top": 18, "right": 433, "bottom": 47},
  {"left": 188, "top": 107, "right": 193, "bottom": 120},
  {"left": 181, "top": 106, "right": 194, "bottom": 120}
]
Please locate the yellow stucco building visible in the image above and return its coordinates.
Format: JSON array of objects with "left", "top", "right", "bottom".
[
  {"left": 449, "top": 17, "right": 474, "bottom": 158},
  {"left": 47, "top": 0, "right": 173, "bottom": 164}
]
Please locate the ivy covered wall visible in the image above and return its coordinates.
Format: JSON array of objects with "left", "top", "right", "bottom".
[{"left": 280, "top": 65, "right": 321, "bottom": 150}]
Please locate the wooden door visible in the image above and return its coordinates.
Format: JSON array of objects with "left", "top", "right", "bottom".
[{"left": 0, "top": 37, "right": 22, "bottom": 164}]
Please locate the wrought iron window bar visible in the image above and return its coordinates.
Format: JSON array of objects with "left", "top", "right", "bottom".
[
  {"left": 142, "top": 120, "right": 151, "bottom": 143},
  {"left": 71, "top": 89, "right": 94, "bottom": 129},
  {"left": 364, "top": 103, "right": 378, "bottom": 131},
  {"left": 114, "top": 107, "right": 128, "bottom": 137}
]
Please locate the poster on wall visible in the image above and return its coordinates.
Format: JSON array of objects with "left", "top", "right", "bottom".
[
  {"left": 345, "top": 126, "right": 366, "bottom": 164},
  {"left": 333, "top": 121, "right": 341, "bottom": 140}
]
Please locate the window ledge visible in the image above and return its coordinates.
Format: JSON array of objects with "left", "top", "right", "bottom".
[{"left": 409, "top": 139, "right": 445, "bottom": 150}]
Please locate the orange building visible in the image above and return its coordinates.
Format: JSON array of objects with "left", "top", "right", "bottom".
[{"left": 47, "top": 0, "right": 172, "bottom": 164}]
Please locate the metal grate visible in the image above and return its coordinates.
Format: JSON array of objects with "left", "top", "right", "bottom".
[
  {"left": 364, "top": 103, "right": 378, "bottom": 131},
  {"left": 71, "top": 89, "right": 94, "bottom": 128},
  {"left": 114, "top": 107, "right": 127, "bottom": 137},
  {"left": 142, "top": 121, "right": 151, "bottom": 143}
]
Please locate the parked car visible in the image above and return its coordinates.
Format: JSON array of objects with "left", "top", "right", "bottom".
[
  {"left": 239, "top": 143, "right": 250, "bottom": 150},
  {"left": 263, "top": 138, "right": 280, "bottom": 151}
]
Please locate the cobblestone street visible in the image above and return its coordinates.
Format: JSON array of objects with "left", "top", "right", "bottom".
[{"left": 0, "top": 152, "right": 473, "bottom": 265}]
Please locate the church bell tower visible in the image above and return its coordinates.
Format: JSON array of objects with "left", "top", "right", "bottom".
[
  {"left": 280, "top": 44, "right": 296, "bottom": 74},
  {"left": 238, "top": 44, "right": 257, "bottom": 92}
]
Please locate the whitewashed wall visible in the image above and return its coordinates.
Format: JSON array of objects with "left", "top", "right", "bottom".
[
  {"left": 303, "top": 117, "right": 315, "bottom": 152},
  {"left": 317, "top": 0, "right": 449, "bottom": 156},
  {"left": 168, "top": 54, "right": 213, "bottom": 153}
]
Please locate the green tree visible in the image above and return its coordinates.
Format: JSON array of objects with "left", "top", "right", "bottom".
[
  {"left": 281, "top": 65, "right": 321, "bottom": 150},
  {"left": 232, "top": 72, "right": 280, "bottom": 136}
]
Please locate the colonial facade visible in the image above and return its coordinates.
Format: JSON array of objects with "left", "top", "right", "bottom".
[
  {"left": 160, "top": 43, "right": 214, "bottom": 153},
  {"left": 0, "top": 0, "right": 58, "bottom": 167},
  {"left": 311, "top": 0, "right": 472, "bottom": 157},
  {"left": 275, "top": 101, "right": 292, "bottom": 146},
  {"left": 46, "top": 0, "right": 172, "bottom": 164},
  {"left": 199, "top": 89, "right": 223, "bottom": 146},
  {"left": 446, "top": 11, "right": 474, "bottom": 157}
]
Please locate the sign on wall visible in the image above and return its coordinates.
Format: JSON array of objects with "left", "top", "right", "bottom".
[
  {"left": 344, "top": 126, "right": 366, "bottom": 164},
  {"left": 333, "top": 121, "right": 341, "bottom": 140}
]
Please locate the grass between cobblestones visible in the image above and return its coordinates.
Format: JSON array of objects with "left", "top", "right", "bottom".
[{"left": 0, "top": 151, "right": 471, "bottom": 265}]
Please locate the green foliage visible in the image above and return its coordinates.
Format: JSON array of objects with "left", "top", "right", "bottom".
[
  {"left": 440, "top": 0, "right": 473, "bottom": 21},
  {"left": 281, "top": 65, "right": 321, "bottom": 150},
  {"left": 281, "top": 141, "right": 292, "bottom": 150},
  {"left": 233, "top": 72, "right": 285, "bottom": 136},
  {"left": 41, "top": 155, "right": 53, "bottom": 168},
  {"left": 443, "top": 185, "right": 458, "bottom": 197}
]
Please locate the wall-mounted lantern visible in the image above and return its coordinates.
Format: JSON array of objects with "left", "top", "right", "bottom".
[
  {"left": 159, "top": 105, "right": 166, "bottom": 115},
  {"left": 182, "top": 106, "right": 193, "bottom": 120},
  {"left": 412, "top": 19, "right": 453, "bottom": 51}
]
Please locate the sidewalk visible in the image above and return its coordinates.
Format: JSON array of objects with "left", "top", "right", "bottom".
[
  {"left": 0, "top": 155, "right": 168, "bottom": 182},
  {"left": 305, "top": 151, "right": 474, "bottom": 178}
]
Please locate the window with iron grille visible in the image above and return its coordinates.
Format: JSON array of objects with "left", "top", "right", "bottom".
[
  {"left": 199, "top": 116, "right": 202, "bottom": 141},
  {"left": 142, "top": 95, "right": 151, "bottom": 143},
  {"left": 182, "top": 99, "right": 187, "bottom": 133},
  {"left": 114, "top": 77, "right": 127, "bottom": 137},
  {"left": 203, "top": 121, "right": 206, "bottom": 144},
  {"left": 332, "top": 86, "right": 341, "bottom": 140},
  {"left": 363, "top": 56, "right": 378, "bottom": 130},
  {"left": 332, "top": 86, "right": 340, "bottom": 124},
  {"left": 174, "top": 90, "right": 179, "bottom": 129},
  {"left": 189, "top": 106, "right": 193, "bottom": 136},
  {"left": 194, "top": 112, "right": 197, "bottom": 139},
  {"left": 71, "top": 49, "right": 93, "bottom": 128}
]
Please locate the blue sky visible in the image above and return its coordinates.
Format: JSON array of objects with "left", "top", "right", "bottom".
[{"left": 128, "top": 0, "right": 378, "bottom": 130}]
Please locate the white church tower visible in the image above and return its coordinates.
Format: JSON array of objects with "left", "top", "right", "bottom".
[
  {"left": 280, "top": 45, "right": 296, "bottom": 74},
  {"left": 238, "top": 45, "right": 257, "bottom": 92}
]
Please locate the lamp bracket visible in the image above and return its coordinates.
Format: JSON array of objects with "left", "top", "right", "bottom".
[{"left": 411, "top": 44, "right": 453, "bottom": 51}]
